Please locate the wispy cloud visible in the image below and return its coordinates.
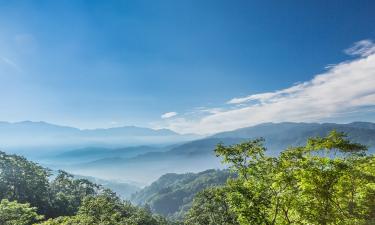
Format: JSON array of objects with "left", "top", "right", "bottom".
[
  {"left": 157, "top": 40, "right": 375, "bottom": 134},
  {"left": 161, "top": 112, "right": 178, "bottom": 119},
  {"left": 344, "top": 39, "right": 375, "bottom": 57},
  {"left": 0, "top": 56, "right": 22, "bottom": 72},
  {"left": 227, "top": 83, "right": 307, "bottom": 104}
]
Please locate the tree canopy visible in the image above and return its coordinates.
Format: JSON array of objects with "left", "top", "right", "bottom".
[
  {"left": 184, "top": 130, "right": 375, "bottom": 225},
  {"left": 131, "top": 169, "right": 233, "bottom": 219},
  {"left": 0, "top": 199, "right": 44, "bottom": 225},
  {"left": 0, "top": 151, "right": 176, "bottom": 225}
]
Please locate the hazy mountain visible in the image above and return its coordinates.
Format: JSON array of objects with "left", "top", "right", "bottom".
[
  {"left": 212, "top": 122, "right": 375, "bottom": 153},
  {"left": 0, "top": 121, "right": 199, "bottom": 154},
  {"left": 65, "top": 122, "right": 375, "bottom": 184},
  {"left": 73, "top": 174, "right": 141, "bottom": 199},
  {"left": 42, "top": 145, "right": 170, "bottom": 164},
  {"left": 344, "top": 121, "right": 375, "bottom": 130}
]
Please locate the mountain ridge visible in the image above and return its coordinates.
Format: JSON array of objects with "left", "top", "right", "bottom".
[
  {"left": 0, "top": 120, "right": 198, "bottom": 153},
  {"left": 64, "top": 122, "right": 375, "bottom": 183},
  {"left": 0, "top": 120, "right": 179, "bottom": 134}
]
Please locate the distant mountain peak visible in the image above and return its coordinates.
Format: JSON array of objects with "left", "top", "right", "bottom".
[
  {"left": 0, "top": 120, "right": 197, "bottom": 150},
  {"left": 0, "top": 120, "right": 179, "bottom": 133}
]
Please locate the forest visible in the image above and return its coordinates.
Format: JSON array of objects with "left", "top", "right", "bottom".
[
  {"left": 0, "top": 130, "right": 374, "bottom": 225},
  {"left": 131, "top": 169, "right": 234, "bottom": 220}
]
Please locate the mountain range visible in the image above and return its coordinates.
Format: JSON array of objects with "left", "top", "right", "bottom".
[
  {"left": 0, "top": 121, "right": 198, "bottom": 155},
  {"left": 50, "top": 122, "right": 375, "bottom": 184}
]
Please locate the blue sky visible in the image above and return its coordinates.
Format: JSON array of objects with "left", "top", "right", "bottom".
[{"left": 0, "top": 0, "right": 374, "bottom": 133}]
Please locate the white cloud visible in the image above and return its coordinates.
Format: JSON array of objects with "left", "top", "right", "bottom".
[
  {"left": 161, "top": 112, "right": 178, "bottom": 119},
  {"left": 159, "top": 40, "right": 375, "bottom": 134}
]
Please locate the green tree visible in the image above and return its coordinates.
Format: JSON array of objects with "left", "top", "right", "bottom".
[
  {"left": 0, "top": 151, "right": 51, "bottom": 215},
  {"left": 39, "top": 190, "right": 174, "bottom": 225},
  {"left": 0, "top": 151, "right": 175, "bottom": 224},
  {"left": 49, "top": 170, "right": 99, "bottom": 217},
  {"left": 291, "top": 131, "right": 374, "bottom": 224},
  {"left": 184, "top": 187, "right": 239, "bottom": 225},
  {"left": 131, "top": 169, "right": 232, "bottom": 219},
  {"left": 210, "top": 131, "right": 375, "bottom": 225},
  {"left": 0, "top": 199, "right": 44, "bottom": 225},
  {"left": 215, "top": 139, "right": 278, "bottom": 224}
]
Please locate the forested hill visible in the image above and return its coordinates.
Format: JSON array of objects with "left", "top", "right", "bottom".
[
  {"left": 131, "top": 169, "right": 233, "bottom": 219},
  {"left": 0, "top": 150, "right": 176, "bottom": 225}
]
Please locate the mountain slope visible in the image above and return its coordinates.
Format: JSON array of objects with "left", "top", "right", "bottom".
[
  {"left": 73, "top": 174, "right": 141, "bottom": 199},
  {"left": 131, "top": 169, "right": 233, "bottom": 219}
]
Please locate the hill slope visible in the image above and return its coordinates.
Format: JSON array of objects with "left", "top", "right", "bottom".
[{"left": 131, "top": 169, "right": 233, "bottom": 219}]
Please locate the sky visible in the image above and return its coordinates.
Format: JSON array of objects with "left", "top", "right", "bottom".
[{"left": 0, "top": 0, "right": 374, "bottom": 134}]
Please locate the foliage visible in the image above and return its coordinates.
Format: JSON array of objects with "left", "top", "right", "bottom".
[
  {"left": 0, "top": 151, "right": 51, "bottom": 215},
  {"left": 0, "top": 199, "right": 44, "bottom": 225},
  {"left": 184, "top": 187, "right": 239, "bottom": 225},
  {"left": 0, "top": 151, "right": 99, "bottom": 218},
  {"left": 186, "top": 130, "right": 375, "bottom": 225},
  {"left": 48, "top": 170, "right": 99, "bottom": 217},
  {"left": 38, "top": 190, "right": 176, "bottom": 225},
  {"left": 0, "top": 151, "right": 175, "bottom": 224},
  {"left": 131, "top": 169, "right": 233, "bottom": 219}
]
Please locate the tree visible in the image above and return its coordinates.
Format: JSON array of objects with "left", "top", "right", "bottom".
[
  {"left": 0, "top": 151, "right": 51, "bottom": 215},
  {"left": 215, "top": 139, "right": 279, "bottom": 224},
  {"left": 184, "top": 187, "right": 239, "bottom": 225},
  {"left": 292, "top": 131, "right": 374, "bottom": 224},
  {"left": 210, "top": 131, "right": 375, "bottom": 225},
  {"left": 48, "top": 170, "right": 99, "bottom": 217},
  {"left": 131, "top": 169, "right": 232, "bottom": 219},
  {"left": 39, "top": 190, "right": 174, "bottom": 225},
  {"left": 0, "top": 199, "right": 44, "bottom": 225},
  {"left": 0, "top": 151, "right": 175, "bottom": 224}
]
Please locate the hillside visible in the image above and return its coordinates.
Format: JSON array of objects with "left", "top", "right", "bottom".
[
  {"left": 0, "top": 151, "right": 175, "bottom": 225},
  {"left": 72, "top": 174, "right": 141, "bottom": 199},
  {"left": 131, "top": 169, "right": 233, "bottom": 219}
]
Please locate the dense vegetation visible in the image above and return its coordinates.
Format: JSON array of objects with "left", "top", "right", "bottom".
[
  {"left": 0, "top": 151, "right": 174, "bottom": 225},
  {"left": 0, "top": 130, "right": 374, "bottom": 224},
  {"left": 131, "top": 169, "right": 233, "bottom": 219},
  {"left": 185, "top": 131, "right": 375, "bottom": 224}
]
